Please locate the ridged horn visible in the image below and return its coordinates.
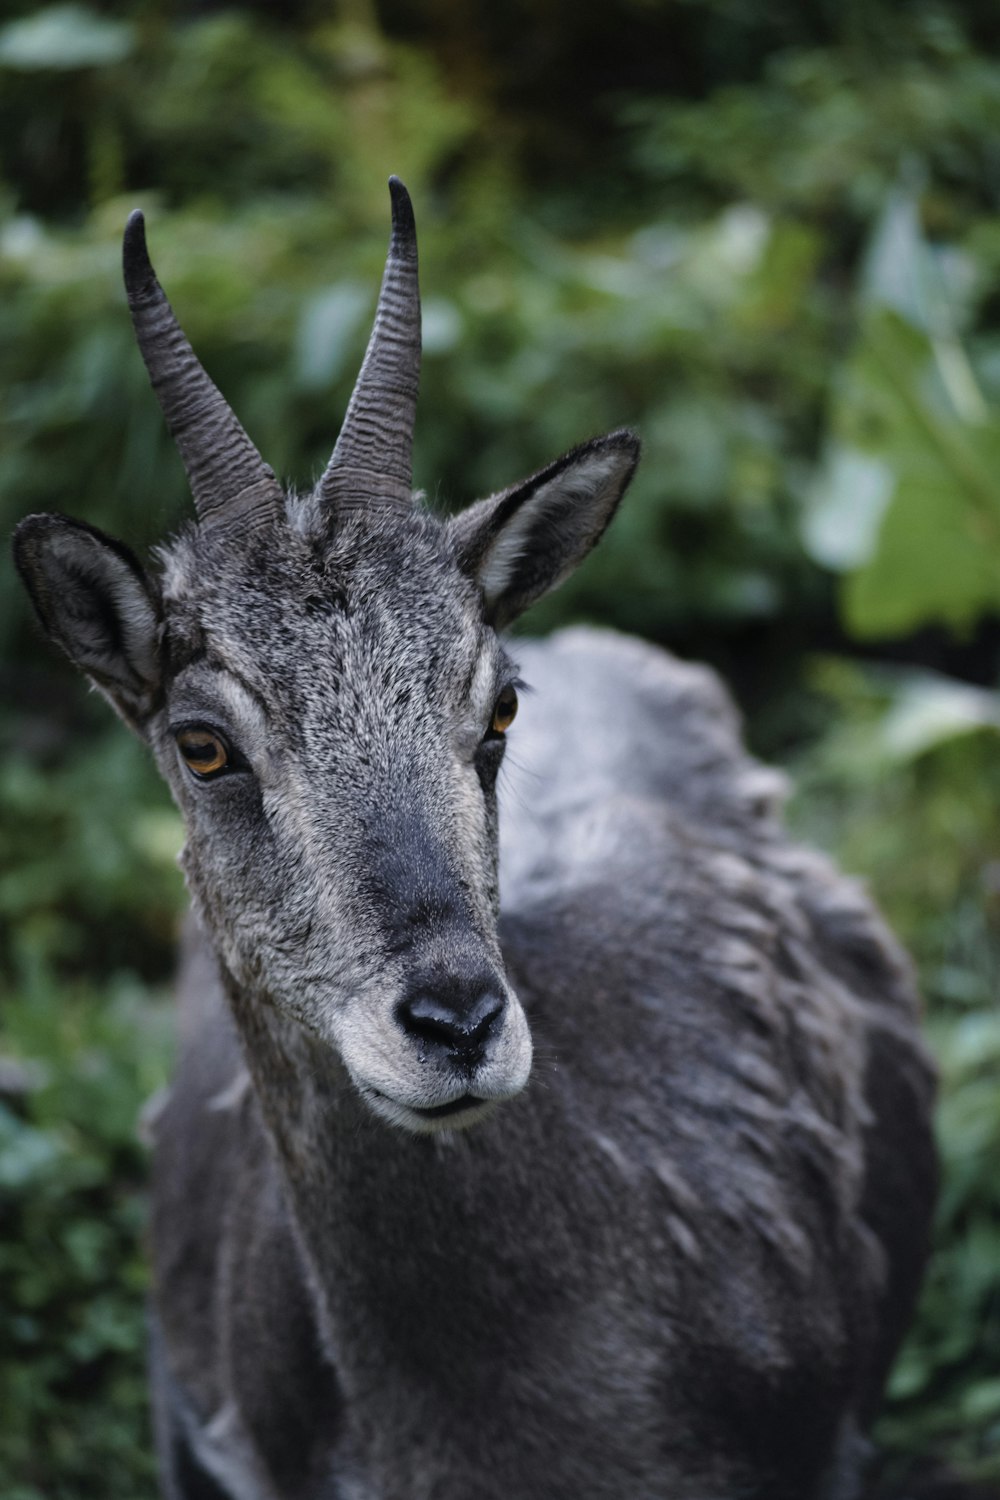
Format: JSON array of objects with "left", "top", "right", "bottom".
[
  {"left": 123, "top": 210, "right": 283, "bottom": 533},
  {"left": 319, "top": 176, "right": 421, "bottom": 513}
]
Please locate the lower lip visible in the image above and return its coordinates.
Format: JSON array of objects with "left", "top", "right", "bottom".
[{"left": 411, "top": 1094, "right": 480, "bottom": 1120}]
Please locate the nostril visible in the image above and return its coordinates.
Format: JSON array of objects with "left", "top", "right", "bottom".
[{"left": 398, "top": 988, "right": 505, "bottom": 1058}]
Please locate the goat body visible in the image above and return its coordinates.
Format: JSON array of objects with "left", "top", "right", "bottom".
[{"left": 13, "top": 184, "right": 936, "bottom": 1500}]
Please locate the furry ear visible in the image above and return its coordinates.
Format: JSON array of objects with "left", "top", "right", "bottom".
[
  {"left": 13, "top": 515, "right": 161, "bottom": 731},
  {"left": 449, "top": 430, "right": 640, "bottom": 628}
]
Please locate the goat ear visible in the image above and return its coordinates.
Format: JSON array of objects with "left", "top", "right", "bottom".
[
  {"left": 450, "top": 430, "right": 640, "bottom": 629},
  {"left": 13, "top": 515, "right": 161, "bottom": 731}
]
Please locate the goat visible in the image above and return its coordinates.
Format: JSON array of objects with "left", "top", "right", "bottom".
[{"left": 14, "top": 179, "right": 937, "bottom": 1500}]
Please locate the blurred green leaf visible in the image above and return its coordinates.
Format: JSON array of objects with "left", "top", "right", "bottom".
[
  {"left": 0, "top": 6, "right": 134, "bottom": 72},
  {"left": 805, "top": 189, "right": 1000, "bottom": 638},
  {"left": 878, "top": 676, "right": 1000, "bottom": 761},
  {"left": 294, "top": 283, "right": 371, "bottom": 393},
  {"left": 828, "top": 309, "right": 1000, "bottom": 636},
  {"left": 804, "top": 443, "right": 894, "bottom": 570}
]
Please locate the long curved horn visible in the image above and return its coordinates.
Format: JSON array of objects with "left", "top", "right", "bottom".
[
  {"left": 318, "top": 176, "right": 421, "bottom": 514},
  {"left": 123, "top": 211, "right": 283, "bottom": 533}
]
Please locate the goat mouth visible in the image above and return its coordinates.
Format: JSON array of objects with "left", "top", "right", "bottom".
[
  {"left": 411, "top": 1094, "right": 479, "bottom": 1120},
  {"left": 362, "top": 1084, "right": 493, "bottom": 1132}
]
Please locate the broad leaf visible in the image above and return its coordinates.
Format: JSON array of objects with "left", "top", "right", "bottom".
[{"left": 0, "top": 6, "right": 133, "bottom": 70}]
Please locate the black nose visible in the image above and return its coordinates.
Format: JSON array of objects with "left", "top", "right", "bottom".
[{"left": 397, "top": 983, "right": 505, "bottom": 1065}]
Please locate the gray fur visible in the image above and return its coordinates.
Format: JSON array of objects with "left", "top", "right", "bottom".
[{"left": 11, "top": 184, "right": 936, "bottom": 1500}]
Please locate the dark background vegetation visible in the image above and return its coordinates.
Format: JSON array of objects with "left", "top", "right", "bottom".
[{"left": 1, "top": 0, "right": 999, "bottom": 1494}]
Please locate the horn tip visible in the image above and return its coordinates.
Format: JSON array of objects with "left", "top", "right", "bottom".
[
  {"left": 387, "top": 176, "right": 416, "bottom": 241},
  {"left": 122, "top": 208, "right": 152, "bottom": 288}
]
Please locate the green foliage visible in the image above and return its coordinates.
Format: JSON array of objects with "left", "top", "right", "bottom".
[
  {"left": 0, "top": 723, "right": 182, "bottom": 1491},
  {"left": 789, "top": 664, "right": 1000, "bottom": 1478},
  {"left": 624, "top": 11, "right": 1000, "bottom": 224},
  {"left": 0, "top": 5, "right": 134, "bottom": 71},
  {"left": 805, "top": 190, "right": 1000, "bottom": 638},
  {"left": 790, "top": 664, "right": 1000, "bottom": 948},
  {"left": 1, "top": 728, "right": 184, "bottom": 983},
  {"left": 0, "top": 973, "right": 173, "bottom": 1499},
  {"left": 887, "top": 1006, "right": 1000, "bottom": 1473},
  {"left": 2, "top": 0, "right": 1000, "bottom": 1492}
]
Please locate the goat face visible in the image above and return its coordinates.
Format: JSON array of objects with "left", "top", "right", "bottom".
[
  {"left": 152, "top": 506, "right": 532, "bottom": 1132},
  {"left": 12, "top": 182, "right": 639, "bottom": 1133}
]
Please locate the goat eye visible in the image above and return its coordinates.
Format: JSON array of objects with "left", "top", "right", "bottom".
[
  {"left": 176, "top": 728, "right": 229, "bottom": 777},
  {"left": 491, "top": 686, "right": 518, "bottom": 736}
]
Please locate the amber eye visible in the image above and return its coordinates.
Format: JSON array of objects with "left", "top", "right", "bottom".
[
  {"left": 491, "top": 685, "right": 518, "bottom": 736},
  {"left": 176, "top": 728, "right": 229, "bottom": 778}
]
